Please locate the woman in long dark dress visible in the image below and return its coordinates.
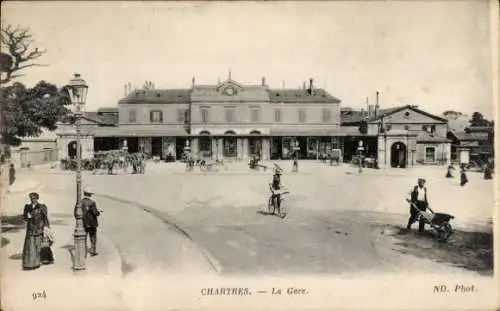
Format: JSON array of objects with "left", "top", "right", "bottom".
[
  {"left": 22, "top": 192, "right": 51, "bottom": 270},
  {"left": 460, "top": 164, "right": 468, "bottom": 186}
]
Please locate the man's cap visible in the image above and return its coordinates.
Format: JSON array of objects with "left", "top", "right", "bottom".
[
  {"left": 28, "top": 192, "right": 39, "bottom": 199},
  {"left": 83, "top": 188, "right": 93, "bottom": 194},
  {"left": 418, "top": 178, "right": 426, "bottom": 183}
]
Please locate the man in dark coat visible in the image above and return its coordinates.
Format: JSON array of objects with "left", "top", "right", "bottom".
[
  {"left": 406, "top": 178, "right": 429, "bottom": 232},
  {"left": 9, "top": 163, "right": 16, "bottom": 185},
  {"left": 81, "top": 188, "right": 101, "bottom": 256}
]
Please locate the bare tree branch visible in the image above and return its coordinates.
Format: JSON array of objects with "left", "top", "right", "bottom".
[{"left": 0, "top": 25, "right": 47, "bottom": 85}]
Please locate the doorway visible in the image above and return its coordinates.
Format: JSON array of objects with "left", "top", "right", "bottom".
[
  {"left": 390, "top": 142, "right": 407, "bottom": 168},
  {"left": 270, "top": 137, "right": 282, "bottom": 160},
  {"left": 151, "top": 137, "right": 163, "bottom": 158},
  {"left": 176, "top": 137, "right": 187, "bottom": 160},
  {"left": 68, "top": 141, "right": 77, "bottom": 159}
]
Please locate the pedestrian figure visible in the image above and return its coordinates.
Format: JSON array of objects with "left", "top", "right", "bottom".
[
  {"left": 460, "top": 164, "right": 468, "bottom": 186},
  {"left": 406, "top": 178, "right": 429, "bottom": 232},
  {"left": 484, "top": 162, "right": 493, "bottom": 180},
  {"left": 270, "top": 169, "right": 283, "bottom": 213},
  {"left": 22, "top": 192, "right": 51, "bottom": 270},
  {"left": 445, "top": 164, "right": 455, "bottom": 178},
  {"left": 9, "top": 163, "right": 16, "bottom": 185},
  {"left": 80, "top": 188, "right": 101, "bottom": 256},
  {"left": 292, "top": 153, "right": 298, "bottom": 172}
]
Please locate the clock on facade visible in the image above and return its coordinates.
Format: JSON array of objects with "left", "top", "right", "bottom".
[{"left": 224, "top": 87, "right": 236, "bottom": 96}]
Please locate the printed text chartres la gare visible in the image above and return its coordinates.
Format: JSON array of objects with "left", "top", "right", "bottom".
[{"left": 201, "top": 287, "right": 308, "bottom": 296}]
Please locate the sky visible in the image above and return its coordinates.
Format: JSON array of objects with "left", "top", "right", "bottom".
[{"left": 2, "top": 1, "right": 496, "bottom": 119}]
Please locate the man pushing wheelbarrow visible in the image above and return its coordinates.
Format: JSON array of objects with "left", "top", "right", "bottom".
[{"left": 405, "top": 178, "right": 454, "bottom": 241}]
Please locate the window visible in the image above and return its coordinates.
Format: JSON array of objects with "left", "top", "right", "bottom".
[
  {"left": 177, "top": 110, "right": 186, "bottom": 123},
  {"left": 223, "top": 137, "right": 237, "bottom": 157},
  {"left": 423, "top": 124, "right": 436, "bottom": 133},
  {"left": 251, "top": 109, "right": 260, "bottom": 122},
  {"left": 201, "top": 109, "right": 210, "bottom": 123},
  {"left": 404, "top": 111, "right": 410, "bottom": 119},
  {"left": 225, "top": 109, "right": 235, "bottom": 122},
  {"left": 322, "top": 108, "right": 332, "bottom": 122},
  {"left": 404, "top": 125, "right": 410, "bottom": 131},
  {"left": 150, "top": 110, "right": 163, "bottom": 123},
  {"left": 298, "top": 108, "right": 306, "bottom": 123},
  {"left": 274, "top": 109, "right": 281, "bottom": 122},
  {"left": 128, "top": 110, "right": 136, "bottom": 123},
  {"left": 425, "top": 147, "right": 436, "bottom": 162}
]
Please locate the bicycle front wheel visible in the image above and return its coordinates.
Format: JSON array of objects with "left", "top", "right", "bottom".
[{"left": 267, "top": 196, "right": 275, "bottom": 214}]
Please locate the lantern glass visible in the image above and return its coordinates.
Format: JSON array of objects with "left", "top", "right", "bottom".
[{"left": 67, "top": 73, "right": 88, "bottom": 106}]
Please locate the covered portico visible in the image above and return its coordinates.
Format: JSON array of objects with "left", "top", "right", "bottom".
[
  {"left": 190, "top": 128, "right": 270, "bottom": 161},
  {"left": 93, "top": 125, "right": 189, "bottom": 160}
]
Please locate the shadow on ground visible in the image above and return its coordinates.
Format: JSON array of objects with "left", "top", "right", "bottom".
[
  {"left": 387, "top": 225, "right": 493, "bottom": 275},
  {"left": 1, "top": 215, "right": 25, "bottom": 234}
]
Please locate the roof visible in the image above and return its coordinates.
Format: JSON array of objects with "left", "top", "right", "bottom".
[
  {"left": 270, "top": 126, "right": 372, "bottom": 137},
  {"left": 119, "top": 89, "right": 192, "bottom": 104},
  {"left": 465, "top": 126, "right": 493, "bottom": 133},
  {"left": 370, "top": 105, "right": 448, "bottom": 122},
  {"left": 94, "top": 125, "right": 188, "bottom": 137},
  {"left": 416, "top": 132, "right": 451, "bottom": 143},
  {"left": 268, "top": 89, "right": 341, "bottom": 103},
  {"left": 449, "top": 130, "right": 489, "bottom": 141},
  {"left": 341, "top": 110, "right": 366, "bottom": 124},
  {"left": 83, "top": 112, "right": 118, "bottom": 125},
  {"left": 97, "top": 107, "right": 119, "bottom": 113},
  {"left": 341, "top": 105, "right": 448, "bottom": 124}
]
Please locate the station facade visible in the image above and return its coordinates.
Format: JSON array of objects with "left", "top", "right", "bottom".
[{"left": 56, "top": 76, "right": 453, "bottom": 167}]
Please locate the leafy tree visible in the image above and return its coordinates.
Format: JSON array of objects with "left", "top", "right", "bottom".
[
  {"left": 0, "top": 81, "right": 71, "bottom": 146},
  {"left": 469, "top": 112, "right": 492, "bottom": 127},
  {"left": 1, "top": 25, "right": 46, "bottom": 85}
]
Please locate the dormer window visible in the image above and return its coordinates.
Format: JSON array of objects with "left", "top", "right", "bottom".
[{"left": 150, "top": 110, "right": 163, "bottom": 123}]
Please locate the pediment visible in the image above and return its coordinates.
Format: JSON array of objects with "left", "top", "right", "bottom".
[
  {"left": 215, "top": 79, "right": 243, "bottom": 96},
  {"left": 376, "top": 106, "right": 447, "bottom": 124}
]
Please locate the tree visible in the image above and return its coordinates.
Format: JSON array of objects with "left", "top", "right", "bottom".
[
  {"left": 469, "top": 112, "right": 492, "bottom": 127},
  {"left": 0, "top": 81, "right": 71, "bottom": 146},
  {"left": 1, "top": 25, "right": 47, "bottom": 85}
]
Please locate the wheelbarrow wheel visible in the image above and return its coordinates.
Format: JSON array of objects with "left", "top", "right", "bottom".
[{"left": 438, "top": 222, "right": 453, "bottom": 241}]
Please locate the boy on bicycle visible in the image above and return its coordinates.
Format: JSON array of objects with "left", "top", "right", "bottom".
[{"left": 270, "top": 169, "right": 283, "bottom": 211}]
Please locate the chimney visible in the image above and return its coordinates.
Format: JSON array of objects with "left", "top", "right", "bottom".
[
  {"left": 261, "top": 76, "right": 266, "bottom": 86},
  {"left": 192, "top": 76, "right": 195, "bottom": 86},
  {"left": 308, "top": 78, "right": 313, "bottom": 95},
  {"left": 303, "top": 81, "right": 306, "bottom": 90},
  {"left": 124, "top": 84, "right": 128, "bottom": 97},
  {"left": 375, "top": 91, "right": 380, "bottom": 116},
  {"left": 128, "top": 82, "right": 132, "bottom": 93}
]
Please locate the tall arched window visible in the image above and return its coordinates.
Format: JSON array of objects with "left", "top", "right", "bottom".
[{"left": 223, "top": 131, "right": 237, "bottom": 157}]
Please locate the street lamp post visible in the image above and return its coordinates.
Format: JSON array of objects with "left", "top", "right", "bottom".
[
  {"left": 357, "top": 140, "right": 364, "bottom": 173},
  {"left": 67, "top": 73, "right": 89, "bottom": 271}
]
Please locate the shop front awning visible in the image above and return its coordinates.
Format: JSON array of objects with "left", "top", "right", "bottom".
[
  {"left": 94, "top": 126, "right": 189, "bottom": 137},
  {"left": 270, "top": 127, "right": 376, "bottom": 137}
]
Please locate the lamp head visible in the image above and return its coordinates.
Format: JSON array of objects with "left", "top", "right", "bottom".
[{"left": 67, "top": 73, "right": 88, "bottom": 106}]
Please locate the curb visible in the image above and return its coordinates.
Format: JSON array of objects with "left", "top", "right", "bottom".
[{"left": 94, "top": 192, "right": 223, "bottom": 274}]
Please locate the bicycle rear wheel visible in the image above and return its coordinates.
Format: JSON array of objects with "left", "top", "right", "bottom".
[
  {"left": 267, "top": 196, "right": 275, "bottom": 214},
  {"left": 279, "top": 199, "right": 287, "bottom": 218}
]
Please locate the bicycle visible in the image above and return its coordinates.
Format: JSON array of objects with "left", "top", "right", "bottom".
[{"left": 267, "top": 184, "right": 290, "bottom": 218}]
